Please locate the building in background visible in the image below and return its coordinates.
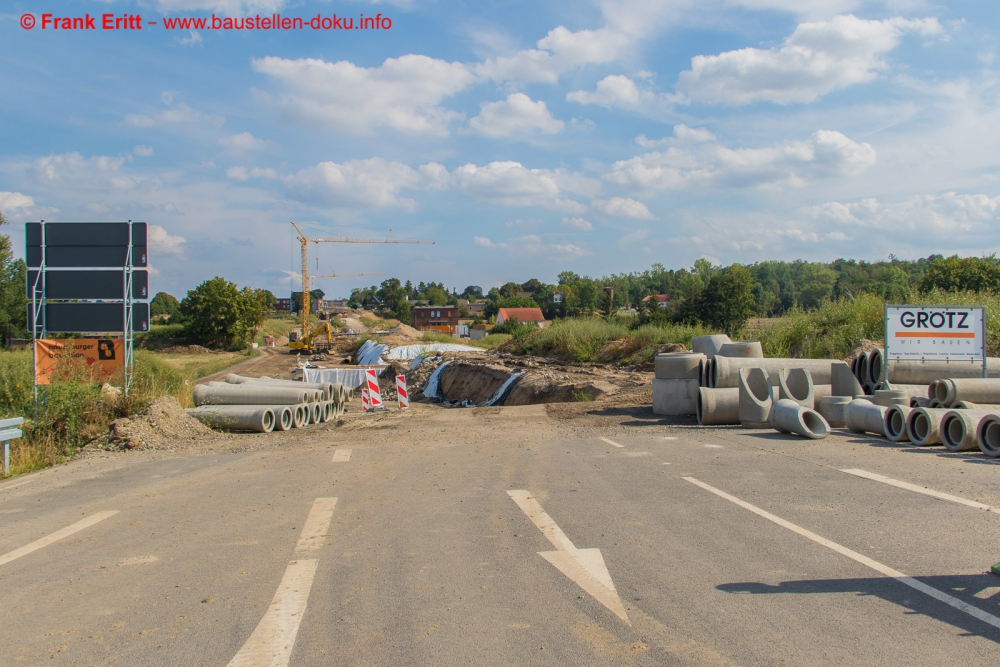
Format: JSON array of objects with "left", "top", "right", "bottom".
[
  {"left": 496, "top": 307, "right": 547, "bottom": 328},
  {"left": 412, "top": 306, "right": 459, "bottom": 334}
]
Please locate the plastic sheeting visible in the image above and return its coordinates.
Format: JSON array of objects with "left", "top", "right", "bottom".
[
  {"left": 303, "top": 366, "right": 387, "bottom": 389},
  {"left": 356, "top": 339, "right": 480, "bottom": 365},
  {"left": 356, "top": 339, "right": 390, "bottom": 365},
  {"left": 423, "top": 361, "right": 451, "bottom": 400}
]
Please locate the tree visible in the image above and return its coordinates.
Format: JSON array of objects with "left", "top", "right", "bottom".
[
  {"left": 425, "top": 284, "right": 449, "bottom": 305},
  {"left": 260, "top": 289, "right": 277, "bottom": 311},
  {"left": 701, "top": 265, "right": 755, "bottom": 336},
  {"left": 462, "top": 285, "right": 483, "bottom": 299},
  {"left": 394, "top": 300, "right": 412, "bottom": 323},
  {"left": 376, "top": 277, "right": 407, "bottom": 313},
  {"left": 499, "top": 282, "right": 521, "bottom": 298},
  {"left": 484, "top": 295, "right": 538, "bottom": 319},
  {"left": 521, "top": 278, "right": 542, "bottom": 294},
  {"left": 0, "top": 210, "right": 28, "bottom": 344},
  {"left": 920, "top": 256, "right": 1000, "bottom": 293},
  {"left": 150, "top": 292, "right": 180, "bottom": 318},
  {"left": 180, "top": 277, "right": 269, "bottom": 349}
]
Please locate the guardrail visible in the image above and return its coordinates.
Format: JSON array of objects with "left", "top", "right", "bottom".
[{"left": 0, "top": 417, "right": 24, "bottom": 476}]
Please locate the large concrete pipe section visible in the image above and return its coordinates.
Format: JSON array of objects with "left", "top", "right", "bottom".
[
  {"left": 955, "top": 401, "right": 1000, "bottom": 410},
  {"left": 770, "top": 399, "right": 830, "bottom": 439},
  {"left": 653, "top": 352, "right": 704, "bottom": 415},
  {"left": 884, "top": 359, "right": 1000, "bottom": 384},
  {"left": 941, "top": 410, "right": 993, "bottom": 452},
  {"left": 220, "top": 404, "right": 293, "bottom": 431},
  {"left": 777, "top": 368, "right": 814, "bottom": 408},
  {"left": 194, "top": 385, "right": 317, "bottom": 406},
  {"left": 692, "top": 335, "right": 732, "bottom": 359},
  {"left": 292, "top": 404, "right": 308, "bottom": 428},
  {"left": 883, "top": 405, "right": 912, "bottom": 443},
  {"left": 738, "top": 368, "right": 772, "bottom": 428},
  {"left": 655, "top": 353, "right": 705, "bottom": 378},
  {"left": 845, "top": 399, "right": 887, "bottom": 436},
  {"left": 910, "top": 397, "right": 931, "bottom": 408},
  {"left": 697, "top": 387, "right": 740, "bottom": 426},
  {"left": 934, "top": 378, "right": 1000, "bottom": 407},
  {"left": 871, "top": 389, "right": 908, "bottom": 407},
  {"left": 856, "top": 351, "right": 870, "bottom": 385},
  {"left": 186, "top": 406, "right": 275, "bottom": 433},
  {"left": 867, "top": 349, "right": 884, "bottom": 386},
  {"left": 976, "top": 415, "right": 1000, "bottom": 458},
  {"left": 712, "top": 357, "right": 845, "bottom": 389},
  {"left": 818, "top": 396, "right": 851, "bottom": 427},
  {"left": 240, "top": 377, "right": 336, "bottom": 402},
  {"left": 881, "top": 383, "right": 931, "bottom": 399},
  {"left": 832, "top": 362, "right": 864, "bottom": 398},
  {"left": 718, "top": 342, "right": 764, "bottom": 358},
  {"left": 906, "top": 407, "right": 950, "bottom": 446}
]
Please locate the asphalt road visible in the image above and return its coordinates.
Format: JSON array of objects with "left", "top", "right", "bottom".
[{"left": 3, "top": 403, "right": 1000, "bottom": 666}]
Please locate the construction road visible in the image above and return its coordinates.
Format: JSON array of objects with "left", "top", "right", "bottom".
[{"left": 2, "top": 402, "right": 1000, "bottom": 666}]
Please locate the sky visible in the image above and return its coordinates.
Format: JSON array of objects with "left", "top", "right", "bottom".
[{"left": 1, "top": 0, "right": 999, "bottom": 300}]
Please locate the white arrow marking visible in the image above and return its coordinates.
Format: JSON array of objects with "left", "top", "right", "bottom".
[{"left": 507, "top": 490, "right": 629, "bottom": 623}]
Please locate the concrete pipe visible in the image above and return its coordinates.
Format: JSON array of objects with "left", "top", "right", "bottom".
[
  {"left": 955, "top": 401, "right": 1000, "bottom": 410},
  {"left": 654, "top": 353, "right": 705, "bottom": 380},
  {"left": 812, "top": 384, "right": 832, "bottom": 402},
  {"left": 697, "top": 387, "right": 740, "bottom": 426},
  {"left": 186, "top": 406, "right": 275, "bottom": 433},
  {"left": 770, "top": 399, "right": 830, "bottom": 439},
  {"left": 718, "top": 342, "right": 764, "bottom": 358},
  {"left": 194, "top": 385, "right": 315, "bottom": 407},
  {"left": 872, "top": 389, "right": 909, "bottom": 407},
  {"left": 292, "top": 403, "right": 309, "bottom": 428},
  {"left": 906, "top": 408, "right": 950, "bottom": 446},
  {"left": 934, "top": 378, "right": 1000, "bottom": 407},
  {"left": 880, "top": 384, "right": 931, "bottom": 399},
  {"left": 309, "top": 402, "right": 322, "bottom": 424},
  {"left": 941, "top": 410, "right": 993, "bottom": 452},
  {"left": 976, "top": 415, "right": 1000, "bottom": 458},
  {"left": 928, "top": 399, "right": 944, "bottom": 409},
  {"left": 883, "top": 405, "right": 912, "bottom": 443},
  {"left": 845, "top": 399, "right": 887, "bottom": 436},
  {"left": 224, "top": 405, "right": 293, "bottom": 431},
  {"left": 868, "top": 349, "right": 884, "bottom": 386},
  {"left": 777, "top": 368, "right": 814, "bottom": 409},
  {"left": 243, "top": 378, "right": 335, "bottom": 402},
  {"left": 884, "top": 359, "right": 1000, "bottom": 384},
  {"left": 691, "top": 335, "right": 732, "bottom": 360},
  {"left": 712, "top": 357, "right": 846, "bottom": 389},
  {"left": 863, "top": 381, "right": 877, "bottom": 396},
  {"left": 705, "top": 358, "right": 716, "bottom": 387},
  {"left": 832, "top": 362, "right": 864, "bottom": 398},
  {"left": 738, "top": 368, "right": 773, "bottom": 428},
  {"left": 818, "top": 396, "right": 851, "bottom": 428},
  {"left": 910, "top": 397, "right": 931, "bottom": 408},
  {"left": 857, "top": 351, "right": 870, "bottom": 384},
  {"left": 652, "top": 379, "right": 699, "bottom": 416}
]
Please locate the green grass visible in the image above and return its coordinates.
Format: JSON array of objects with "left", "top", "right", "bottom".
[{"left": 419, "top": 331, "right": 511, "bottom": 350}]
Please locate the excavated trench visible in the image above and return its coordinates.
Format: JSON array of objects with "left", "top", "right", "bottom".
[{"left": 435, "top": 361, "right": 618, "bottom": 406}]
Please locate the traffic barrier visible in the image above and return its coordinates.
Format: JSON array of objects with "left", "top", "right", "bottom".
[
  {"left": 366, "top": 369, "right": 383, "bottom": 408},
  {"left": 397, "top": 374, "right": 409, "bottom": 409}
]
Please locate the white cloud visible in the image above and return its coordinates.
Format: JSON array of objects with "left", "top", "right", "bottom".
[
  {"left": 618, "top": 228, "right": 649, "bottom": 247},
  {"left": 133, "top": 145, "right": 154, "bottom": 157},
  {"left": 252, "top": 55, "right": 475, "bottom": 136},
  {"left": 148, "top": 224, "right": 186, "bottom": 257},
  {"left": 803, "top": 192, "right": 1000, "bottom": 235},
  {"left": 125, "top": 102, "right": 224, "bottom": 127},
  {"left": 468, "top": 93, "right": 564, "bottom": 138},
  {"left": 283, "top": 158, "right": 424, "bottom": 209},
  {"left": 219, "top": 132, "right": 270, "bottom": 153},
  {"left": 568, "top": 75, "right": 644, "bottom": 108},
  {"left": 591, "top": 197, "right": 654, "bottom": 219},
  {"left": 0, "top": 191, "right": 36, "bottom": 211},
  {"left": 472, "top": 234, "right": 589, "bottom": 259},
  {"left": 179, "top": 30, "right": 204, "bottom": 47},
  {"left": 561, "top": 216, "right": 593, "bottom": 231},
  {"left": 474, "top": 236, "right": 497, "bottom": 247},
  {"left": 636, "top": 124, "right": 716, "bottom": 148},
  {"left": 225, "top": 166, "right": 277, "bottom": 181},
  {"left": 449, "top": 161, "right": 588, "bottom": 212},
  {"left": 606, "top": 129, "right": 875, "bottom": 191},
  {"left": 677, "top": 15, "right": 943, "bottom": 105}
]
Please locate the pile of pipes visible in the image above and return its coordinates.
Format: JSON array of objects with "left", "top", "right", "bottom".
[
  {"left": 849, "top": 347, "right": 1000, "bottom": 395},
  {"left": 185, "top": 374, "right": 352, "bottom": 433}
]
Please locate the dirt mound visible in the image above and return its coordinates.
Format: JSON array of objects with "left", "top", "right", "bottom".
[
  {"left": 388, "top": 323, "right": 423, "bottom": 340},
  {"left": 105, "top": 396, "right": 216, "bottom": 450},
  {"left": 159, "top": 344, "right": 213, "bottom": 355}
]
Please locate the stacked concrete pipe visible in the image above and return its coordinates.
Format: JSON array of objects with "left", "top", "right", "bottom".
[
  {"left": 906, "top": 407, "right": 950, "bottom": 446},
  {"left": 845, "top": 399, "right": 887, "bottom": 436},
  {"left": 976, "top": 415, "right": 1000, "bottom": 458},
  {"left": 738, "top": 368, "right": 772, "bottom": 428},
  {"left": 186, "top": 406, "right": 275, "bottom": 433},
  {"left": 711, "top": 356, "right": 845, "bottom": 389},
  {"left": 882, "top": 359, "right": 1000, "bottom": 384},
  {"left": 697, "top": 387, "right": 740, "bottom": 426},
  {"left": 871, "top": 389, "right": 909, "bottom": 407},
  {"left": 818, "top": 396, "right": 851, "bottom": 427},
  {"left": 194, "top": 384, "right": 318, "bottom": 406},
  {"left": 770, "top": 399, "right": 830, "bottom": 439},
  {"left": 882, "top": 405, "right": 912, "bottom": 443},
  {"left": 652, "top": 353, "right": 704, "bottom": 415},
  {"left": 832, "top": 362, "right": 864, "bottom": 399},
  {"left": 777, "top": 368, "right": 814, "bottom": 409},
  {"left": 691, "top": 335, "right": 731, "bottom": 359},
  {"left": 934, "top": 378, "right": 1000, "bottom": 407},
  {"left": 941, "top": 410, "right": 993, "bottom": 452},
  {"left": 718, "top": 341, "right": 764, "bottom": 358}
]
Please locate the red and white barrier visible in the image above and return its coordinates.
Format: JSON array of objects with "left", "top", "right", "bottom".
[
  {"left": 396, "top": 375, "right": 408, "bottom": 409},
  {"left": 366, "top": 368, "right": 383, "bottom": 408},
  {"left": 361, "top": 385, "right": 370, "bottom": 412}
]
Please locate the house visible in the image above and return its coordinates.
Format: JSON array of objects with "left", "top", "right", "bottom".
[
  {"left": 470, "top": 323, "right": 493, "bottom": 340},
  {"left": 275, "top": 298, "right": 292, "bottom": 312},
  {"left": 642, "top": 294, "right": 670, "bottom": 308},
  {"left": 467, "top": 302, "right": 485, "bottom": 314},
  {"left": 364, "top": 296, "right": 383, "bottom": 310},
  {"left": 411, "top": 305, "right": 460, "bottom": 334},
  {"left": 496, "top": 307, "right": 547, "bottom": 328}
]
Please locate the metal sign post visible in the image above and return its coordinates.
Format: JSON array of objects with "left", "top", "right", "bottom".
[{"left": 883, "top": 305, "right": 987, "bottom": 383}]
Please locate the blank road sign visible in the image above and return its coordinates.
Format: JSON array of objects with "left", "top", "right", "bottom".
[
  {"left": 28, "top": 302, "right": 150, "bottom": 333},
  {"left": 25, "top": 222, "right": 148, "bottom": 267},
  {"left": 27, "top": 270, "right": 148, "bottom": 300}
]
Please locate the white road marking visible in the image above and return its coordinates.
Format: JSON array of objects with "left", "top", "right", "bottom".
[
  {"left": 600, "top": 437, "right": 624, "bottom": 448},
  {"left": 662, "top": 462, "right": 672, "bottom": 466},
  {"left": 663, "top": 437, "right": 678, "bottom": 441},
  {"left": 226, "top": 559, "right": 319, "bottom": 667},
  {"left": 840, "top": 469, "right": 993, "bottom": 511},
  {"left": 507, "top": 490, "right": 629, "bottom": 623},
  {"left": 294, "top": 497, "right": 338, "bottom": 553},
  {"left": 684, "top": 477, "right": 1000, "bottom": 632},
  {"left": 331, "top": 449, "right": 352, "bottom": 463},
  {"left": 0, "top": 511, "right": 118, "bottom": 567},
  {"left": 705, "top": 444, "right": 723, "bottom": 449}
]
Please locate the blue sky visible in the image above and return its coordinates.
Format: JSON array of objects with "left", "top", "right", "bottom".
[{"left": 1, "top": 0, "right": 999, "bottom": 299}]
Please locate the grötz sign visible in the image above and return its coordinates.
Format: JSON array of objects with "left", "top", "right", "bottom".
[{"left": 885, "top": 305, "right": 985, "bottom": 362}]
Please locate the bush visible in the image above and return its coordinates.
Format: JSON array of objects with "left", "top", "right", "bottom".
[
  {"left": 491, "top": 317, "right": 537, "bottom": 339},
  {"left": 180, "top": 277, "right": 269, "bottom": 350}
]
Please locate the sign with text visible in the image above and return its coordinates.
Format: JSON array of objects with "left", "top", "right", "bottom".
[
  {"left": 885, "top": 306, "right": 985, "bottom": 361},
  {"left": 34, "top": 338, "right": 124, "bottom": 385}
]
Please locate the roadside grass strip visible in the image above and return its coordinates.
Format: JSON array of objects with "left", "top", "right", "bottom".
[
  {"left": 839, "top": 469, "right": 992, "bottom": 511},
  {"left": 227, "top": 497, "right": 337, "bottom": 667},
  {"left": 0, "top": 511, "right": 119, "bottom": 567},
  {"left": 683, "top": 477, "right": 1000, "bottom": 632},
  {"left": 600, "top": 437, "right": 624, "bottom": 449}
]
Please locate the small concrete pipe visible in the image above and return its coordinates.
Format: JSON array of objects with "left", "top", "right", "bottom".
[
  {"left": 215, "top": 404, "right": 293, "bottom": 431},
  {"left": 309, "top": 402, "right": 322, "bottom": 424},
  {"left": 845, "top": 399, "right": 887, "bottom": 436},
  {"left": 186, "top": 406, "right": 275, "bottom": 433},
  {"left": 712, "top": 357, "right": 846, "bottom": 389},
  {"left": 738, "top": 368, "right": 772, "bottom": 428},
  {"left": 906, "top": 407, "right": 950, "bottom": 446},
  {"left": 910, "top": 396, "right": 931, "bottom": 408},
  {"left": 857, "top": 351, "right": 870, "bottom": 384},
  {"left": 654, "top": 353, "right": 705, "bottom": 379},
  {"left": 818, "top": 396, "right": 851, "bottom": 428},
  {"left": 976, "top": 415, "right": 1000, "bottom": 458},
  {"left": 928, "top": 399, "right": 944, "bottom": 409},
  {"left": 935, "top": 378, "right": 1000, "bottom": 407},
  {"left": 832, "top": 362, "right": 864, "bottom": 398},
  {"left": 883, "top": 405, "right": 912, "bottom": 443},
  {"left": 880, "top": 384, "right": 931, "bottom": 399},
  {"left": 193, "top": 385, "right": 316, "bottom": 407},
  {"left": 697, "top": 387, "right": 740, "bottom": 426},
  {"left": 867, "top": 349, "right": 884, "bottom": 386},
  {"left": 240, "top": 377, "right": 336, "bottom": 402},
  {"left": 691, "top": 335, "right": 732, "bottom": 360},
  {"left": 884, "top": 359, "right": 1000, "bottom": 384},
  {"left": 777, "top": 368, "right": 814, "bottom": 408},
  {"left": 872, "top": 389, "right": 909, "bottom": 407},
  {"left": 718, "top": 342, "right": 764, "bottom": 358},
  {"left": 770, "top": 399, "right": 830, "bottom": 439},
  {"left": 292, "top": 404, "right": 308, "bottom": 428},
  {"left": 941, "top": 410, "right": 993, "bottom": 452}
]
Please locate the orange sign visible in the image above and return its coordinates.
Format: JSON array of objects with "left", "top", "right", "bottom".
[{"left": 34, "top": 339, "right": 124, "bottom": 385}]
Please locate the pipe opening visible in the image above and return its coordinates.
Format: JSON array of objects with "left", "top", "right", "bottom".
[
  {"left": 696, "top": 391, "right": 705, "bottom": 425},
  {"left": 985, "top": 421, "right": 1000, "bottom": 455},
  {"left": 935, "top": 382, "right": 949, "bottom": 403},
  {"left": 263, "top": 410, "right": 275, "bottom": 432},
  {"left": 913, "top": 413, "right": 930, "bottom": 440},
  {"left": 802, "top": 410, "right": 828, "bottom": 436},
  {"left": 945, "top": 417, "right": 964, "bottom": 448},
  {"left": 888, "top": 411, "right": 905, "bottom": 438}
]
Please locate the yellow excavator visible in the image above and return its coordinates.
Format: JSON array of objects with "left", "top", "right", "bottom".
[{"left": 289, "top": 320, "right": 334, "bottom": 353}]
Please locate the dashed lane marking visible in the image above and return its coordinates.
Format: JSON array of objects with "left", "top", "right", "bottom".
[
  {"left": 704, "top": 444, "right": 723, "bottom": 449},
  {"left": 294, "top": 497, "right": 338, "bottom": 553},
  {"left": 840, "top": 469, "right": 992, "bottom": 511},
  {"left": 684, "top": 477, "right": 1000, "bottom": 632},
  {"left": 663, "top": 437, "right": 678, "bottom": 440},
  {"left": 331, "top": 449, "right": 352, "bottom": 463},
  {"left": 600, "top": 437, "right": 624, "bottom": 449},
  {"left": 0, "top": 511, "right": 118, "bottom": 567}
]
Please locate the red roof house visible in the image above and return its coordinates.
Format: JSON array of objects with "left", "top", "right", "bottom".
[{"left": 496, "top": 307, "right": 547, "bottom": 328}]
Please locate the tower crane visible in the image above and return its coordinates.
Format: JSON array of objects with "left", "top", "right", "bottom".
[{"left": 289, "top": 222, "right": 434, "bottom": 352}]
